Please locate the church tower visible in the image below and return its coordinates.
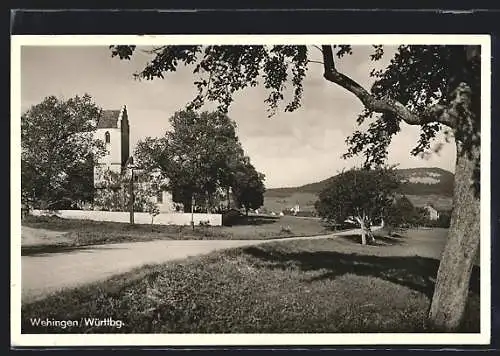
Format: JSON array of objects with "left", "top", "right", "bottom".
[{"left": 94, "top": 105, "right": 130, "bottom": 186}]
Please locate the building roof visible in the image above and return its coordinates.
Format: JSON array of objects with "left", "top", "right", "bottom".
[{"left": 97, "top": 110, "right": 121, "bottom": 129}]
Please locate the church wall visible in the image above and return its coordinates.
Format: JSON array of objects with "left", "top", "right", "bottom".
[{"left": 95, "top": 127, "right": 123, "bottom": 166}]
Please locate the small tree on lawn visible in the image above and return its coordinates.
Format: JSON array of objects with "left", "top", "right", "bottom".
[
  {"left": 385, "top": 195, "right": 417, "bottom": 233},
  {"left": 315, "top": 167, "right": 400, "bottom": 245},
  {"left": 144, "top": 199, "right": 160, "bottom": 230}
]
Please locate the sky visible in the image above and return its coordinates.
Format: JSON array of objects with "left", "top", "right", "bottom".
[{"left": 20, "top": 45, "right": 456, "bottom": 188}]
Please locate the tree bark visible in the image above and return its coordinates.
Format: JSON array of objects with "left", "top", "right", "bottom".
[
  {"left": 428, "top": 140, "right": 480, "bottom": 331},
  {"left": 357, "top": 216, "right": 368, "bottom": 245},
  {"left": 367, "top": 226, "right": 375, "bottom": 244}
]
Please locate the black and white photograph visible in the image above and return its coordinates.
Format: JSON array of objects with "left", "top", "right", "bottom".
[{"left": 11, "top": 35, "right": 491, "bottom": 346}]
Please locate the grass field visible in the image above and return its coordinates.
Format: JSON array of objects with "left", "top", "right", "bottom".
[
  {"left": 21, "top": 215, "right": 331, "bottom": 255},
  {"left": 263, "top": 191, "right": 318, "bottom": 213},
  {"left": 262, "top": 191, "right": 453, "bottom": 215},
  {"left": 21, "top": 227, "right": 479, "bottom": 333}
]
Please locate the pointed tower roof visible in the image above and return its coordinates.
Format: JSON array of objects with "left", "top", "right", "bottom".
[{"left": 97, "top": 110, "right": 121, "bottom": 129}]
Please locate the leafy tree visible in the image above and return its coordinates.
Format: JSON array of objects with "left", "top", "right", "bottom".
[
  {"left": 315, "top": 167, "right": 399, "bottom": 245},
  {"left": 110, "top": 44, "right": 481, "bottom": 330},
  {"left": 134, "top": 110, "right": 245, "bottom": 213},
  {"left": 93, "top": 169, "right": 125, "bottom": 211},
  {"left": 94, "top": 168, "right": 164, "bottom": 213},
  {"left": 385, "top": 195, "right": 418, "bottom": 231},
  {"left": 414, "top": 206, "right": 432, "bottom": 227},
  {"left": 144, "top": 198, "right": 160, "bottom": 229},
  {"left": 232, "top": 157, "right": 266, "bottom": 215},
  {"left": 21, "top": 94, "right": 105, "bottom": 209}
]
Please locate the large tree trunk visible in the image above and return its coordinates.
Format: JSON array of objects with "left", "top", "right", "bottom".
[
  {"left": 360, "top": 227, "right": 367, "bottom": 245},
  {"left": 428, "top": 140, "right": 480, "bottom": 331}
]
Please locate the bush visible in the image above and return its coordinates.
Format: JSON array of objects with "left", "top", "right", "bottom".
[{"left": 280, "top": 225, "right": 292, "bottom": 234}]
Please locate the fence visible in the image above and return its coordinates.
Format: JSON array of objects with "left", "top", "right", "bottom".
[{"left": 30, "top": 209, "right": 222, "bottom": 226}]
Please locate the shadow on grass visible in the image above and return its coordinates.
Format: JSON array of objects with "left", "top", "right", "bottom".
[
  {"left": 21, "top": 244, "right": 128, "bottom": 257},
  {"left": 230, "top": 216, "right": 280, "bottom": 226},
  {"left": 337, "top": 234, "right": 407, "bottom": 246},
  {"left": 242, "top": 246, "right": 480, "bottom": 300}
]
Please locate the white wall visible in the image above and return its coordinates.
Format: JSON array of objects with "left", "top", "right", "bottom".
[{"left": 31, "top": 209, "right": 222, "bottom": 226}]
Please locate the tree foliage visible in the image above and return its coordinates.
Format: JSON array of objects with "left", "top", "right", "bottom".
[
  {"left": 134, "top": 109, "right": 264, "bottom": 213},
  {"left": 111, "top": 45, "right": 308, "bottom": 117},
  {"left": 111, "top": 44, "right": 479, "bottom": 170},
  {"left": 21, "top": 94, "right": 105, "bottom": 209},
  {"left": 384, "top": 195, "right": 418, "bottom": 230},
  {"left": 315, "top": 167, "right": 400, "bottom": 244},
  {"left": 93, "top": 168, "right": 163, "bottom": 213},
  {"left": 232, "top": 157, "right": 266, "bottom": 215},
  {"left": 343, "top": 45, "right": 480, "bottom": 171}
]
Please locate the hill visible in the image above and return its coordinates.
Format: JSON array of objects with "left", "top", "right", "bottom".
[{"left": 263, "top": 167, "right": 454, "bottom": 214}]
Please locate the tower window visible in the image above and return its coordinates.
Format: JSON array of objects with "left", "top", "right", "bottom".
[{"left": 105, "top": 131, "right": 110, "bottom": 143}]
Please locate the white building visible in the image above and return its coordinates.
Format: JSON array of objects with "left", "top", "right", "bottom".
[
  {"left": 93, "top": 106, "right": 130, "bottom": 180},
  {"left": 424, "top": 204, "right": 440, "bottom": 221},
  {"left": 93, "top": 105, "right": 177, "bottom": 213}
]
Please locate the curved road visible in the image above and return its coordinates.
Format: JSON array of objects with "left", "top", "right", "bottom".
[{"left": 20, "top": 228, "right": 371, "bottom": 303}]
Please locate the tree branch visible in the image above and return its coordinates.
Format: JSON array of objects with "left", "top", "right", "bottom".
[
  {"left": 312, "top": 45, "right": 323, "bottom": 54},
  {"left": 321, "top": 45, "right": 460, "bottom": 129},
  {"left": 307, "top": 60, "right": 325, "bottom": 65}
]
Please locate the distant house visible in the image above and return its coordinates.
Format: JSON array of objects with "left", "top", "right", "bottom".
[{"left": 424, "top": 204, "right": 440, "bottom": 220}]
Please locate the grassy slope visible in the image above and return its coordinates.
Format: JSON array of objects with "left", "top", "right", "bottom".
[
  {"left": 21, "top": 215, "right": 331, "bottom": 255},
  {"left": 21, "top": 228, "right": 479, "bottom": 333}
]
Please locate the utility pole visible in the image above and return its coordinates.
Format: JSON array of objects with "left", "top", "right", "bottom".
[
  {"left": 191, "top": 194, "right": 195, "bottom": 231},
  {"left": 129, "top": 167, "right": 135, "bottom": 225},
  {"left": 126, "top": 156, "right": 136, "bottom": 225}
]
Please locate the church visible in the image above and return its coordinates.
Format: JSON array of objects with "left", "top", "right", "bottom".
[{"left": 93, "top": 105, "right": 178, "bottom": 213}]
